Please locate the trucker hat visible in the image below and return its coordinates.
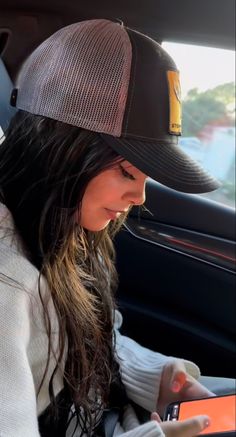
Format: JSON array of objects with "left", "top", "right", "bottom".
[{"left": 11, "top": 19, "right": 219, "bottom": 193}]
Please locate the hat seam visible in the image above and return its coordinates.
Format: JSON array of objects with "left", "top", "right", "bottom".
[
  {"left": 116, "top": 26, "right": 132, "bottom": 137},
  {"left": 122, "top": 29, "right": 137, "bottom": 136}
]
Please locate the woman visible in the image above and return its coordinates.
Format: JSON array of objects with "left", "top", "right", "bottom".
[{"left": 0, "top": 19, "right": 221, "bottom": 437}]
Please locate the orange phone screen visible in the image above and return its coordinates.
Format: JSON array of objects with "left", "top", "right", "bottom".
[{"left": 178, "top": 395, "right": 236, "bottom": 435}]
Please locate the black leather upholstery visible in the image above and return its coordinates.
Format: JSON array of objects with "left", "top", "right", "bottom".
[{"left": 0, "top": 58, "right": 16, "bottom": 132}]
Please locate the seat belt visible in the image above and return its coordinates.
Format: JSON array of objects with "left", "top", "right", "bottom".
[
  {"left": 103, "top": 408, "right": 120, "bottom": 437},
  {"left": 95, "top": 407, "right": 120, "bottom": 437}
]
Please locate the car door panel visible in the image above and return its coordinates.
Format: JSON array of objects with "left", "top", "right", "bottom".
[{"left": 115, "top": 180, "right": 236, "bottom": 377}]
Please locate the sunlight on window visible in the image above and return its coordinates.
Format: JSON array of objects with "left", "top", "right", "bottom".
[
  {"left": 0, "top": 126, "right": 5, "bottom": 144},
  {"left": 163, "top": 42, "right": 235, "bottom": 209}
]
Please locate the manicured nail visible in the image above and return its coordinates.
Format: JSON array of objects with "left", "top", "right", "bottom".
[
  {"left": 172, "top": 381, "right": 181, "bottom": 392},
  {"left": 151, "top": 412, "right": 161, "bottom": 423},
  {"left": 203, "top": 416, "right": 211, "bottom": 427}
]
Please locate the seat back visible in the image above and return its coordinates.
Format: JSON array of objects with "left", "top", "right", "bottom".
[{"left": 0, "top": 57, "right": 17, "bottom": 133}]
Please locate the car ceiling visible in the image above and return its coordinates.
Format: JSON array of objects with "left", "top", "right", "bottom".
[{"left": 0, "top": 0, "right": 235, "bottom": 80}]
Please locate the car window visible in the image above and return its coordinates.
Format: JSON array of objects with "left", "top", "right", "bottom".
[{"left": 163, "top": 42, "right": 235, "bottom": 209}]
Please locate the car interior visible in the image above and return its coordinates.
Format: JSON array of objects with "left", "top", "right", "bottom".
[{"left": 0, "top": 0, "right": 235, "bottom": 380}]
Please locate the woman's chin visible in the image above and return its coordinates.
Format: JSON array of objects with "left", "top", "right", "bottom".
[{"left": 82, "top": 220, "right": 111, "bottom": 232}]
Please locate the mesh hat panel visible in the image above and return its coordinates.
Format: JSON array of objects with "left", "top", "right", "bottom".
[{"left": 17, "top": 20, "right": 132, "bottom": 135}]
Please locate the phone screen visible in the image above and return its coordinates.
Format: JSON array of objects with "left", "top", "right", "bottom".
[{"left": 167, "top": 395, "right": 236, "bottom": 435}]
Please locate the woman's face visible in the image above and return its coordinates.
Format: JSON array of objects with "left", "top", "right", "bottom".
[{"left": 80, "top": 160, "right": 147, "bottom": 231}]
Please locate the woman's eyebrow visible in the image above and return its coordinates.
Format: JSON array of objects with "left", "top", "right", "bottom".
[{"left": 120, "top": 163, "right": 134, "bottom": 170}]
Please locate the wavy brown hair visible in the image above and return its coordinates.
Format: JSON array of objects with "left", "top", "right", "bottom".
[{"left": 0, "top": 110, "right": 128, "bottom": 435}]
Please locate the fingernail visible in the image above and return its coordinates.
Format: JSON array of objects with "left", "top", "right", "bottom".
[
  {"left": 204, "top": 416, "right": 211, "bottom": 427},
  {"left": 172, "top": 381, "right": 181, "bottom": 392},
  {"left": 151, "top": 412, "right": 161, "bottom": 423}
]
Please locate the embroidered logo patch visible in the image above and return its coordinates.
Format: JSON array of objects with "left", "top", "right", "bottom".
[{"left": 167, "top": 71, "right": 182, "bottom": 135}]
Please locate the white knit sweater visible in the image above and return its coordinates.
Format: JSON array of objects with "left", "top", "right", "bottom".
[{"left": 0, "top": 203, "right": 200, "bottom": 437}]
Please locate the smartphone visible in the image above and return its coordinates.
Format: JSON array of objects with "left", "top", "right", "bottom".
[{"left": 164, "top": 394, "right": 236, "bottom": 435}]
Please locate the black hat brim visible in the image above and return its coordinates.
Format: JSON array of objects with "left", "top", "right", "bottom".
[{"left": 101, "top": 134, "right": 220, "bottom": 194}]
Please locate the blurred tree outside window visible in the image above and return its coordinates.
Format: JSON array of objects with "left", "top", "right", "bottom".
[{"left": 163, "top": 42, "right": 235, "bottom": 208}]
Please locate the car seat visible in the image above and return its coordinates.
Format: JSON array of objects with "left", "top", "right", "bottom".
[{"left": 0, "top": 57, "right": 17, "bottom": 134}]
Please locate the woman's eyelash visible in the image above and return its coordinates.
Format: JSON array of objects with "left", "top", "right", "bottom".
[{"left": 119, "top": 164, "right": 135, "bottom": 180}]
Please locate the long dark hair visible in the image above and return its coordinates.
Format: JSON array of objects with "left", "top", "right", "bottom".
[{"left": 0, "top": 110, "right": 128, "bottom": 435}]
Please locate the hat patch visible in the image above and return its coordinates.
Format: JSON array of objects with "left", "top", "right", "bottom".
[{"left": 167, "top": 70, "right": 182, "bottom": 135}]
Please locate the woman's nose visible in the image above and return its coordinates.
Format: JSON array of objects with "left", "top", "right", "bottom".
[{"left": 128, "top": 183, "right": 146, "bottom": 206}]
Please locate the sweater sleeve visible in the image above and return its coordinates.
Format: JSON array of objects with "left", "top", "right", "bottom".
[
  {"left": 0, "top": 279, "right": 40, "bottom": 437},
  {"left": 114, "top": 310, "right": 201, "bottom": 413},
  {"left": 113, "top": 404, "right": 165, "bottom": 436},
  {"left": 114, "top": 420, "right": 164, "bottom": 437}
]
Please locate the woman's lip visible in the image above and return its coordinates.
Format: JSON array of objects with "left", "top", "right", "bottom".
[{"left": 104, "top": 208, "right": 123, "bottom": 220}]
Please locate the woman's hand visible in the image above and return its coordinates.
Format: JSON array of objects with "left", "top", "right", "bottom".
[
  {"left": 157, "top": 359, "right": 214, "bottom": 417},
  {"left": 151, "top": 411, "right": 210, "bottom": 437}
]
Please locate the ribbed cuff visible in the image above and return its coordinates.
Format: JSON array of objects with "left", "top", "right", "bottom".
[
  {"left": 114, "top": 311, "right": 201, "bottom": 413},
  {"left": 115, "top": 329, "right": 172, "bottom": 412},
  {"left": 120, "top": 359, "right": 166, "bottom": 412}
]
